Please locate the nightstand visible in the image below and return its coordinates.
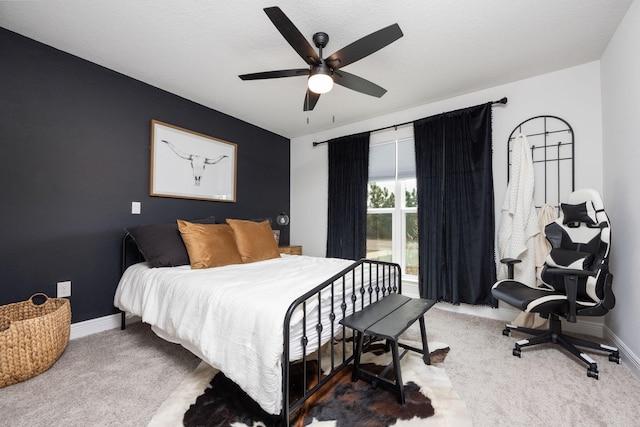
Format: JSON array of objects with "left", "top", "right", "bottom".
[{"left": 279, "top": 245, "right": 302, "bottom": 255}]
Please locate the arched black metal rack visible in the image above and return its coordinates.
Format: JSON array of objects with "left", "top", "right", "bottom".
[{"left": 507, "top": 115, "right": 575, "bottom": 208}]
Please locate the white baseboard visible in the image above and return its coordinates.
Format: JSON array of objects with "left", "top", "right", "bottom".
[
  {"left": 401, "top": 280, "right": 420, "bottom": 298},
  {"left": 604, "top": 325, "right": 640, "bottom": 378},
  {"left": 70, "top": 313, "right": 140, "bottom": 340}
]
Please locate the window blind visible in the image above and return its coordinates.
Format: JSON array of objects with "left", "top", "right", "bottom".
[{"left": 369, "top": 137, "right": 415, "bottom": 181}]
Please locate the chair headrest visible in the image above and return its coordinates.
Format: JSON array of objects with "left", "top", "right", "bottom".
[
  {"left": 567, "top": 188, "right": 604, "bottom": 211},
  {"left": 562, "top": 188, "right": 607, "bottom": 226}
]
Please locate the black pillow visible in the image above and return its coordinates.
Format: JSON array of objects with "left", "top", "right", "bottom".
[
  {"left": 126, "top": 216, "right": 215, "bottom": 267},
  {"left": 561, "top": 201, "right": 597, "bottom": 225},
  {"left": 546, "top": 248, "right": 594, "bottom": 270}
]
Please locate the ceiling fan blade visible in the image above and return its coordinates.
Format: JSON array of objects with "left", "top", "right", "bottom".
[
  {"left": 239, "top": 69, "right": 309, "bottom": 80},
  {"left": 333, "top": 70, "right": 387, "bottom": 97},
  {"left": 325, "top": 23, "right": 403, "bottom": 69},
  {"left": 303, "top": 89, "right": 320, "bottom": 111},
  {"left": 264, "top": 7, "right": 321, "bottom": 66}
]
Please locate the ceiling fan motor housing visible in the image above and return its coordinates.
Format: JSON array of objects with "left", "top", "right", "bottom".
[{"left": 313, "top": 32, "right": 329, "bottom": 49}]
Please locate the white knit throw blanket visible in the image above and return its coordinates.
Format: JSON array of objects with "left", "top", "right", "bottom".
[{"left": 497, "top": 134, "right": 539, "bottom": 286}]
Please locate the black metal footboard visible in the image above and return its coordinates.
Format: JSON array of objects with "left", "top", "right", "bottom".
[{"left": 281, "top": 259, "right": 401, "bottom": 426}]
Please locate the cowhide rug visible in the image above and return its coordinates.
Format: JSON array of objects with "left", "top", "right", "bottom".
[{"left": 148, "top": 341, "right": 471, "bottom": 427}]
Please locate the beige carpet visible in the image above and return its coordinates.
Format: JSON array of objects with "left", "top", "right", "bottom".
[
  {"left": 148, "top": 339, "right": 471, "bottom": 426},
  {"left": 0, "top": 322, "right": 201, "bottom": 427},
  {"left": 429, "top": 306, "right": 640, "bottom": 426}
]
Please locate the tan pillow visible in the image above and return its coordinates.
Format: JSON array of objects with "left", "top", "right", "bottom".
[
  {"left": 177, "top": 220, "right": 242, "bottom": 269},
  {"left": 226, "top": 218, "right": 281, "bottom": 263}
]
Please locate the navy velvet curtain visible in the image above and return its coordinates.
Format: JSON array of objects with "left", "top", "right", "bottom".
[
  {"left": 326, "top": 132, "right": 370, "bottom": 260},
  {"left": 414, "top": 103, "right": 496, "bottom": 305}
]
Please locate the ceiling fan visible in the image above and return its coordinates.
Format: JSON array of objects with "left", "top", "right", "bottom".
[{"left": 239, "top": 7, "right": 403, "bottom": 111}]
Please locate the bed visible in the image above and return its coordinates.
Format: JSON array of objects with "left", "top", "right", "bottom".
[{"left": 113, "top": 219, "right": 401, "bottom": 426}]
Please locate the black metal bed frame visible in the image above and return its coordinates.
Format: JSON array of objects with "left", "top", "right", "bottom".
[
  {"left": 281, "top": 258, "right": 401, "bottom": 425},
  {"left": 118, "top": 232, "right": 401, "bottom": 426}
]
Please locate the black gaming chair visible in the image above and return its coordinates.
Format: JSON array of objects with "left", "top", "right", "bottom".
[{"left": 492, "top": 189, "right": 620, "bottom": 379}]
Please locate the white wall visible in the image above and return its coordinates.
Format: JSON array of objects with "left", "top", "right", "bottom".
[
  {"left": 601, "top": 0, "right": 640, "bottom": 367},
  {"left": 290, "top": 61, "right": 615, "bottom": 339},
  {"left": 291, "top": 61, "right": 604, "bottom": 258}
]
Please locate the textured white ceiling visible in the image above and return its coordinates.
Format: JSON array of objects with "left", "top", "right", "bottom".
[{"left": 0, "top": 0, "right": 633, "bottom": 138}]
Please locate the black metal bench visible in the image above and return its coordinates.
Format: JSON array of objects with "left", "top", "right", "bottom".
[{"left": 340, "top": 294, "right": 436, "bottom": 404}]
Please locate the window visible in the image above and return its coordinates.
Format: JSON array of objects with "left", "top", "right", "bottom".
[{"left": 367, "top": 131, "right": 418, "bottom": 278}]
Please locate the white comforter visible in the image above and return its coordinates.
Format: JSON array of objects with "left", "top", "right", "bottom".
[{"left": 114, "top": 255, "right": 366, "bottom": 414}]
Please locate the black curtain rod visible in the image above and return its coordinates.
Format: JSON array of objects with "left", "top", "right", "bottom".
[{"left": 312, "top": 97, "right": 508, "bottom": 146}]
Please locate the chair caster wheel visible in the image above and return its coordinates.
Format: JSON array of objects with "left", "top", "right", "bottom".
[
  {"left": 609, "top": 353, "right": 621, "bottom": 364},
  {"left": 587, "top": 368, "right": 599, "bottom": 379},
  {"left": 502, "top": 329, "right": 511, "bottom": 336},
  {"left": 512, "top": 348, "right": 521, "bottom": 358}
]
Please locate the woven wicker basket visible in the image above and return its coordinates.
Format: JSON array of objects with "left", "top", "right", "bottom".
[{"left": 0, "top": 293, "right": 71, "bottom": 388}]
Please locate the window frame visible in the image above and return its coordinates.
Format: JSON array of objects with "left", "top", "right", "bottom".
[{"left": 367, "top": 135, "right": 418, "bottom": 279}]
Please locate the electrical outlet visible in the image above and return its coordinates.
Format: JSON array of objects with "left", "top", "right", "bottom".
[{"left": 57, "top": 281, "right": 71, "bottom": 298}]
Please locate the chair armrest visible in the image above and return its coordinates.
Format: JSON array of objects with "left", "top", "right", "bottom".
[
  {"left": 544, "top": 268, "right": 594, "bottom": 323},
  {"left": 500, "top": 258, "right": 522, "bottom": 279},
  {"left": 544, "top": 268, "right": 595, "bottom": 278}
]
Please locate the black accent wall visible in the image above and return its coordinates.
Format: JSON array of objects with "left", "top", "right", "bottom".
[{"left": 0, "top": 28, "right": 291, "bottom": 323}]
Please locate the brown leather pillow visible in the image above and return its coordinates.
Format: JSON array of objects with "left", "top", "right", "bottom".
[
  {"left": 177, "top": 220, "right": 242, "bottom": 269},
  {"left": 226, "top": 218, "right": 281, "bottom": 263}
]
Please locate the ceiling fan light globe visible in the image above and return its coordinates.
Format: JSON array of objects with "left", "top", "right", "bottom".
[{"left": 308, "top": 72, "right": 333, "bottom": 94}]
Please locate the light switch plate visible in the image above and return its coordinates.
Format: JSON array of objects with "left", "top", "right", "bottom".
[{"left": 57, "top": 281, "right": 71, "bottom": 298}]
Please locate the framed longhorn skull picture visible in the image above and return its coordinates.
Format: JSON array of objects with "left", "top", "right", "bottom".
[{"left": 150, "top": 120, "right": 237, "bottom": 202}]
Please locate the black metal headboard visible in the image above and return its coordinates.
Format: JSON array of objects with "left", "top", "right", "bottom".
[{"left": 121, "top": 232, "right": 145, "bottom": 274}]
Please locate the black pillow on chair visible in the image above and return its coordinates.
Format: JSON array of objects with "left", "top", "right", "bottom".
[
  {"left": 561, "top": 201, "right": 597, "bottom": 226},
  {"left": 546, "top": 248, "right": 595, "bottom": 270}
]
